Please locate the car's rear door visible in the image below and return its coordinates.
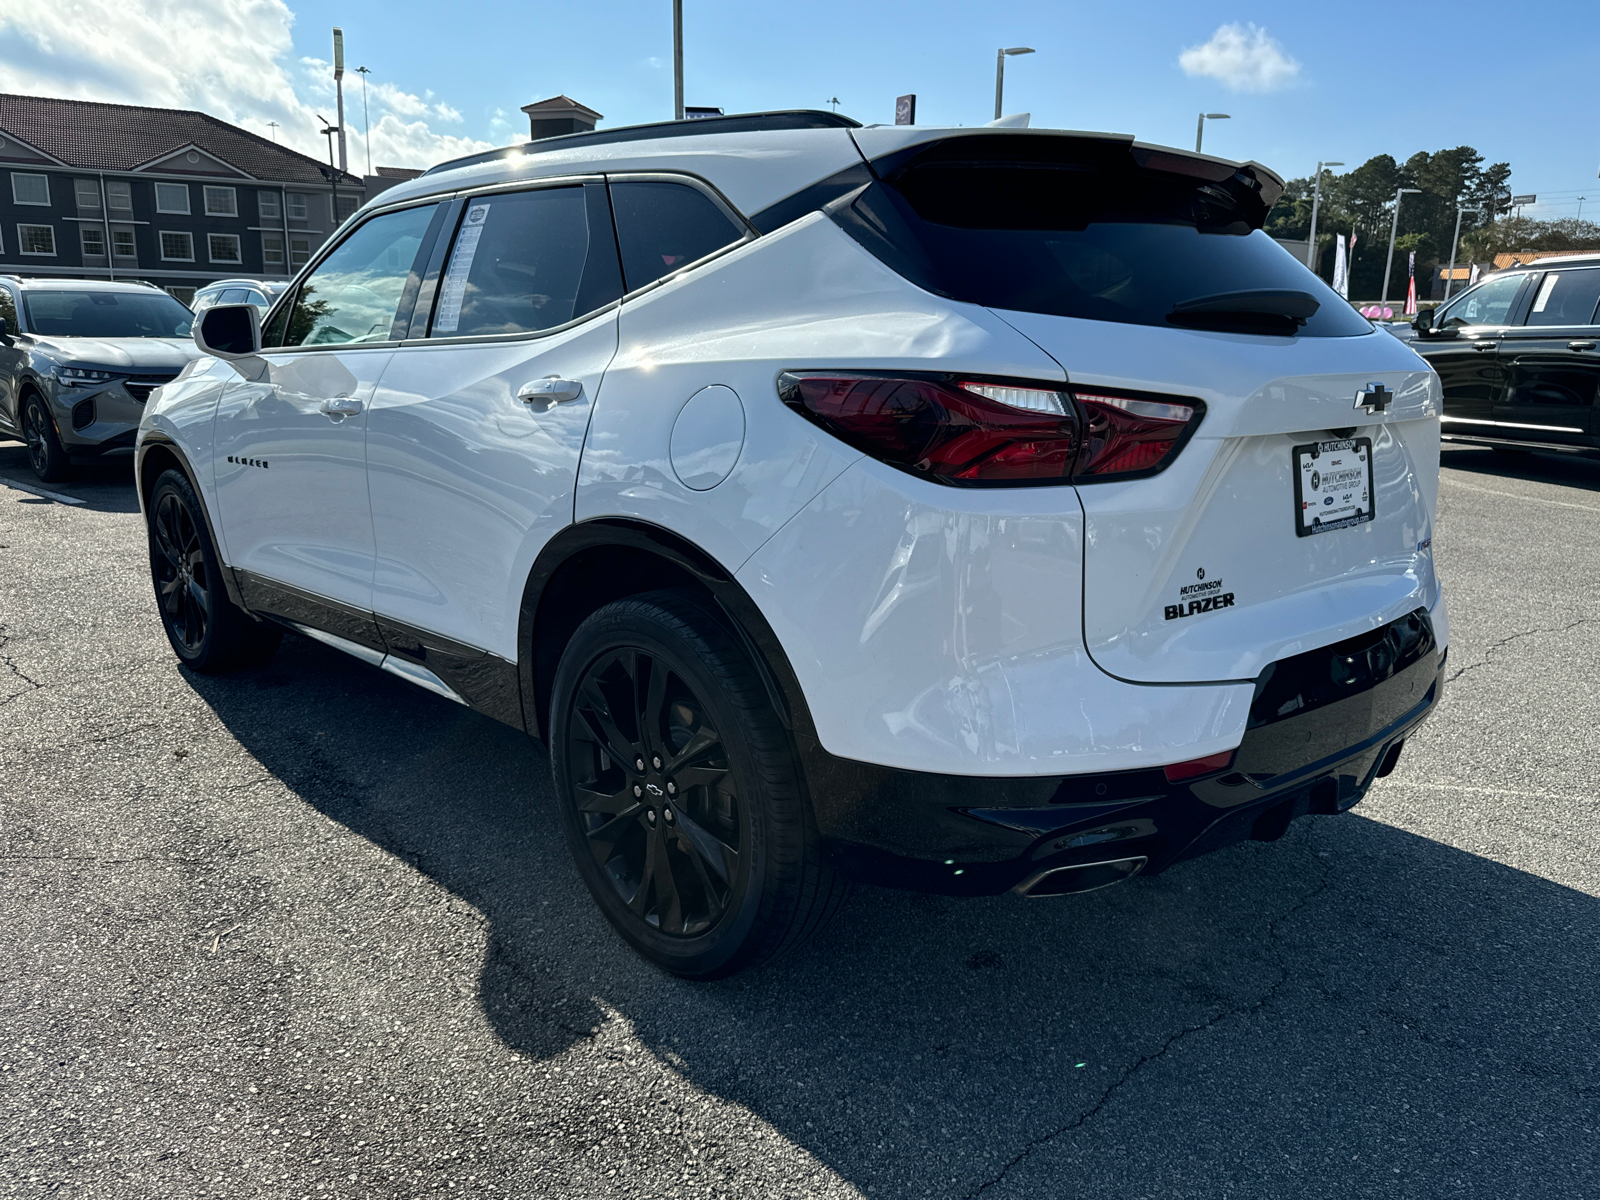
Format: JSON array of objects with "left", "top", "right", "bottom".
[
  {"left": 364, "top": 179, "right": 623, "bottom": 666},
  {"left": 1494, "top": 267, "right": 1600, "bottom": 446}
]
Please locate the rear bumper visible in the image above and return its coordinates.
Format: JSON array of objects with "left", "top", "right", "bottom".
[{"left": 814, "top": 608, "right": 1444, "bottom": 895}]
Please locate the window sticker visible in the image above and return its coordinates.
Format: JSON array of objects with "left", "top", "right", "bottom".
[
  {"left": 432, "top": 202, "right": 491, "bottom": 334},
  {"left": 1531, "top": 273, "right": 1558, "bottom": 314}
]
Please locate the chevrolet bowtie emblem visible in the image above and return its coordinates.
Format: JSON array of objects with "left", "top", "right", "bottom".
[{"left": 1355, "top": 383, "right": 1393, "bottom": 413}]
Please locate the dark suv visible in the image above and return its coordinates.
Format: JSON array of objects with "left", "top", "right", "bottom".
[{"left": 1411, "top": 253, "right": 1600, "bottom": 454}]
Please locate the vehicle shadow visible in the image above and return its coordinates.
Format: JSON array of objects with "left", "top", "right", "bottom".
[
  {"left": 188, "top": 632, "right": 1600, "bottom": 1198},
  {"left": 1442, "top": 442, "right": 1600, "bottom": 494},
  {"left": 0, "top": 440, "right": 142, "bottom": 513}
]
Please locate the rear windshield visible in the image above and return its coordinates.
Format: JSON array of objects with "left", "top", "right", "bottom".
[
  {"left": 23, "top": 290, "right": 193, "bottom": 338},
  {"left": 837, "top": 138, "right": 1371, "bottom": 338}
]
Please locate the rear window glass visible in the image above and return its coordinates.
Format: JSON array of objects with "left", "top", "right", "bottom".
[
  {"left": 839, "top": 141, "right": 1371, "bottom": 338},
  {"left": 609, "top": 180, "right": 745, "bottom": 293},
  {"left": 1525, "top": 269, "right": 1600, "bottom": 327},
  {"left": 22, "top": 290, "right": 193, "bottom": 338}
]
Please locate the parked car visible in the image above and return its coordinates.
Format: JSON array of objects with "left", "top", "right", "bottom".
[
  {"left": 138, "top": 112, "right": 1448, "bottom": 977},
  {"left": 1410, "top": 252, "right": 1600, "bottom": 455},
  {"left": 190, "top": 279, "right": 287, "bottom": 316},
  {"left": 0, "top": 277, "right": 199, "bottom": 481}
]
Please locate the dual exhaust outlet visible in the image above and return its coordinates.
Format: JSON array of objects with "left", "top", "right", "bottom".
[{"left": 1013, "top": 856, "right": 1148, "bottom": 898}]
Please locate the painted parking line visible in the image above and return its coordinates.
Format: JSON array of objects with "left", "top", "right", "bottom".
[{"left": 0, "top": 477, "right": 88, "bottom": 506}]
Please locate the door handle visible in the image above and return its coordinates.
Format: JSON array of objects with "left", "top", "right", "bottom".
[
  {"left": 1569, "top": 340, "right": 1597, "bottom": 351},
  {"left": 518, "top": 377, "right": 583, "bottom": 412},
  {"left": 1472, "top": 341, "right": 1498, "bottom": 351},
  {"left": 318, "top": 396, "right": 364, "bottom": 419}
]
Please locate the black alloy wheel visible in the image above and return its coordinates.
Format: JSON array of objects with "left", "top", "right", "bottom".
[
  {"left": 22, "top": 397, "right": 70, "bottom": 482},
  {"left": 146, "top": 469, "right": 282, "bottom": 672},
  {"left": 551, "top": 590, "right": 847, "bottom": 978},
  {"left": 152, "top": 487, "right": 213, "bottom": 656},
  {"left": 568, "top": 646, "right": 744, "bottom": 938}
]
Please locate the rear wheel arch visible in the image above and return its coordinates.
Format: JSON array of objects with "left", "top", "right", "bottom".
[{"left": 519, "top": 520, "right": 808, "bottom": 747}]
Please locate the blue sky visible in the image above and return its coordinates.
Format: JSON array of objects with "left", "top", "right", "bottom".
[{"left": 4, "top": 0, "right": 1597, "bottom": 219}]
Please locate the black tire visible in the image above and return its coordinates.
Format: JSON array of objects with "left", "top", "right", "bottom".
[
  {"left": 550, "top": 590, "right": 847, "bottom": 978},
  {"left": 22, "top": 394, "right": 70, "bottom": 483},
  {"left": 147, "top": 468, "right": 282, "bottom": 673}
]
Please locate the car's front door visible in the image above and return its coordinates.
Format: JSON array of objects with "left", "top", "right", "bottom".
[
  {"left": 1426, "top": 271, "right": 1529, "bottom": 438},
  {"left": 213, "top": 200, "right": 443, "bottom": 638},
  {"left": 0, "top": 282, "right": 25, "bottom": 435},
  {"left": 365, "top": 181, "right": 623, "bottom": 664},
  {"left": 1495, "top": 267, "right": 1600, "bottom": 446}
]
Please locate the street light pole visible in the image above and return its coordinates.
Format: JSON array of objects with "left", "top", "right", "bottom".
[
  {"left": 1444, "top": 201, "right": 1484, "bottom": 301},
  {"left": 1380, "top": 187, "right": 1423, "bottom": 305},
  {"left": 672, "top": 0, "right": 684, "bottom": 120},
  {"left": 1305, "top": 160, "right": 1344, "bottom": 271},
  {"left": 1195, "top": 112, "right": 1229, "bottom": 153},
  {"left": 994, "top": 47, "right": 1034, "bottom": 121},
  {"left": 356, "top": 66, "right": 372, "bottom": 177},
  {"left": 317, "top": 114, "right": 340, "bottom": 226}
]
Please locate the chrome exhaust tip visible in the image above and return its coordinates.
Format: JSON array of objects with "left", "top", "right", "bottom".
[{"left": 1014, "top": 856, "right": 1147, "bottom": 897}]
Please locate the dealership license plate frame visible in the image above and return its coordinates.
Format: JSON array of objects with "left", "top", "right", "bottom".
[{"left": 1292, "top": 437, "right": 1375, "bottom": 537}]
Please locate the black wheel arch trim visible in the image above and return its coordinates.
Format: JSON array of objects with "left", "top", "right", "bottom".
[{"left": 136, "top": 433, "right": 252, "bottom": 614}]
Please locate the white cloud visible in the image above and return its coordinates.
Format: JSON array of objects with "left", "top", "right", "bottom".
[
  {"left": 0, "top": 0, "right": 500, "bottom": 171},
  {"left": 1179, "top": 23, "right": 1301, "bottom": 92}
]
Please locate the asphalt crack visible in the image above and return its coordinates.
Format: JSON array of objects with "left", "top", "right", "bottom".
[
  {"left": 1447, "top": 618, "right": 1590, "bottom": 684},
  {"left": 964, "top": 832, "right": 1337, "bottom": 1199},
  {"left": 0, "top": 624, "right": 44, "bottom": 707}
]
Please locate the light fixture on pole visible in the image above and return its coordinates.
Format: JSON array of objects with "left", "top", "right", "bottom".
[
  {"left": 994, "top": 47, "right": 1034, "bottom": 121},
  {"left": 672, "top": 0, "right": 684, "bottom": 120},
  {"left": 1195, "top": 113, "right": 1229, "bottom": 153},
  {"left": 266, "top": 121, "right": 279, "bottom": 143},
  {"left": 1380, "top": 187, "right": 1422, "bottom": 305},
  {"left": 1579, "top": 196, "right": 1588, "bottom": 222},
  {"left": 356, "top": 66, "right": 372, "bottom": 177},
  {"left": 1444, "top": 201, "right": 1485, "bottom": 301},
  {"left": 332, "top": 28, "right": 348, "bottom": 173},
  {"left": 1305, "top": 160, "right": 1343, "bottom": 270}
]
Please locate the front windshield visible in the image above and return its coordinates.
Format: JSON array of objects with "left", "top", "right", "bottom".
[{"left": 22, "top": 290, "right": 194, "bottom": 339}]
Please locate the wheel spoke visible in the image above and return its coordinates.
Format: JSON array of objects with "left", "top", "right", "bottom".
[
  {"left": 672, "top": 808, "right": 739, "bottom": 886},
  {"left": 627, "top": 829, "right": 660, "bottom": 917},
  {"left": 665, "top": 725, "right": 720, "bottom": 774},
  {"left": 584, "top": 805, "right": 644, "bottom": 865},
  {"left": 639, "top": 654, "right": 668, "bottom": 753},
  {"left": 653, "top": 827, "right": 686, "bottom": 934},
  {"left": 577, "top": 678, "right": 640, "bottom": 770},
  {"left": 154, "top": 501, "right": 184, "bottom": 566},
  {"left": 672, "top": 764, "right": 728, "bottom": 790},
  {"left": 575, "top": 782, "right": 640, "bottom": 816}
]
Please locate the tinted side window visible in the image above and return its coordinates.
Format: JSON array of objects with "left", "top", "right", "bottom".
[
  {"left": 609, "top": 180, "right": 746, "bottom": 293},
  {"left": 431, "top": 186, "right": 617, "bottom": 338},
  {"left": 1439, "top": 273, "right": 1525, "bottom": 328},
  {"left": 274, "top": 203, "right": 437, "bottom": 347},
  {"left": 1525, "top": 269, "right": 1600, "bottom": 327}
]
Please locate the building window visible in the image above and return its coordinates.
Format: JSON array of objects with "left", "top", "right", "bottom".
[
  {"left": 12, "top": 173, "right": 50, "bottom": 206},
  {"left": 286, "top": 193, "right": 308, "bottom": 220},
  {"left": 155, "top": 182, "right": 190, "bottom": 214},
  {"left": 207, "top": 232, "right": 242, "bottom": 264},
  {"left": 111, "top": 228, "right": 137, "bottom": 260},
  {"left": 160, "top": 230, "right": 194, "bottom": 261},
  {"left": 258, "top": 191, "right": 281, "bottom": 221},
  {"left": 80, "top": 226, "right": 107, "bottom": 257},
  {"left": 336, "top": 193, "right": 359, "bottom": 221},
  {"left": 289, "top": 237, "right": 311, "bottom": 269},
  {"left": 18, "top": 224, "right": 56, "bottom": 255},
  {"left": 262, "top": 233, "right": 285, "bottom": 267},
  {"left": 106, "top": 180, "right": 133, "bottom": 211},
  {"left": 203, "top": 186, "right": 237, "bottom": 217},
  {"left": 75, "top": 179, "right": 102, "bottom": 210}
]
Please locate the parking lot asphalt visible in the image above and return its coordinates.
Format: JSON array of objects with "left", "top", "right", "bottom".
[{"left": 2, "top": 439, "right": 1598, "bottom": 1200}]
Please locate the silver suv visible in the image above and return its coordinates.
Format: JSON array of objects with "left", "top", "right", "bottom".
[{"left": 0, "top": 277, "right": 199, "bottom": 481}]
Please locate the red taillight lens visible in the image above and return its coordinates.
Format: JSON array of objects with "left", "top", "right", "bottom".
[
  {"left": 1073, "top": 391, "right": 1197, "bottom": 478},
  {"left": 1162, "top": 750, "right": 1235, "bottom": 783},
  {"left": 778, "top": 374, "right": 1079, "bottom": 484},
  {"left": 778, "top": 373, "right": 1201, "bottom": 486}
]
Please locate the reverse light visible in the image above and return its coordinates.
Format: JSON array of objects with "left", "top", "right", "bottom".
[
  {"left": 1162, "top": 750, "right": 1235, "bottom": 783},
  {"left": 778, "top": 372, "right": 1203, "bottom": 486}
]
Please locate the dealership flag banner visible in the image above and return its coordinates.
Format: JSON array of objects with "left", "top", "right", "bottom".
[
  {"left": 1468, "top": 262, "right": 1481, "bottom": 288},
  {"left": 1331, "top": 232, "right": 1350, "bottom": 298},
  {"left": 1404, "top": 251, "right": 1418, "bottom": 316}
]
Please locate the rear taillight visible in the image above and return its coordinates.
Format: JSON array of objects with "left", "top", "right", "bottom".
[
  {"left": 778, "top": 372, "right": 1201, "bottom": 486},
  {"left": 1162, "top": 750, "right": 1235, "bottom": 783}
]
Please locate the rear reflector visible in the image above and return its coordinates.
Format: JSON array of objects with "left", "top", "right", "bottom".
[
  {"left": 1162, "top": 750, "right": 1235, "bottom": 783},
  {"left": 778, "top": 372, "right": 1202, "bottom": 486}
]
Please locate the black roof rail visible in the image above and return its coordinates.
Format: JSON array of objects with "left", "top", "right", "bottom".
[{"left": 421, "top": 109, "right": 862, "bottom": 177}]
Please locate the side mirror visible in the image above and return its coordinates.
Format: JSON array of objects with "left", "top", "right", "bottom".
[
  {"left": 1411, "top": 307, "right": 1434, "bottom": 335},
  {"left": 194, "top": 303, "right": 261, "bottom": 359},
  {"left": 0, "top": 316, "right": 8, "bottom": 341}
]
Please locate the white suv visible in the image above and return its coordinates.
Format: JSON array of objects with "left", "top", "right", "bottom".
[{"left": 138, "top": 111, "right": 1447, "bottom": 977}]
